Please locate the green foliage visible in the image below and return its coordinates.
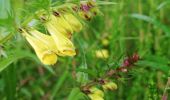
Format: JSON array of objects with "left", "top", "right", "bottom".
[
  {"left": 0, "top": 0, "right": 170, "bottom": 100},
  {"left": 2, "top": 65, "right": 17, "bottom": 100},
  {"left": 0, "top": 50, "right": 36, "bottom": 72},
  {"left": 131, "top": 14, "right": 170, "bottom": 37},
  {"left": 68, "top": 88, "right": 87, "bottom": 100}
]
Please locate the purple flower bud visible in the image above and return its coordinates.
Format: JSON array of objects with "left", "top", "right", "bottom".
[
  {"left": 162, "top": 94, "right": 168, "bottom": 100},
  {"left": 132, "top": 53, "right": 139, "bottom": 62},
  {"left": 123, "top": 59, "right": 130, "bottom": 67},
  {"left": 81, "top": 4, "right": 90, "bottom": 12}
]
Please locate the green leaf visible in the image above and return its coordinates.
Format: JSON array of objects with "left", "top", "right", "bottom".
[
  {"left": 157, "top": 1, "right": 170, "bottom": 10},
  {"left": 68, "top": 87, "right": 87, "bottom": 100},
  {"left": 136, "top": 55, "right": 170, "bottom": 73},
  {"left": 0, "top": 0, "right": 12, "bottom": 19},
  {"left": 0, "top": 50, "right": 36, "bottom": 72},
  {"left": 0, "top": 33, "right": 13, "bottom": 45},
  {"left": 51, "top": 70, "right": 69, "bottom": 99},
  {"left": 130, "top": 14, "right": 170, "bottom": 37},
  {"left": 76, "top": 68, "right": 96, "bottom": 77},
  {"left": 143, "top": 55, "right": 169, "bottom": 65},
  {"left": 97, "top": 1, "right": 117, "bottom": 5},
  {"left": 76, "top": 65, "right": 90, "bottom": 84},
  {"left": 136, "top": 60, "right": 170, "bottom": 73}
]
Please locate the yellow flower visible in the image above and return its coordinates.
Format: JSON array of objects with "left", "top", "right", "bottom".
[
  {"left": 63, "top": 13, "right": 82, "bottom": 32},
  {"left": 95, "top": 49, "right": 109, "bottom": 59},
  {"left": 22, "top": 29, "right": 57, "bottom": 65},
  {"left": 50, "top": 14, "right": 73, "bottom": 39},
  {"left": 88, "top": 94, "right": 104, "bottom": 100},
  {"left": 102, "top": 82, "right": 118, "bottom": 91},
  {"left": 89, "top": 87, "right": 104, "bottom": 97},
  {"left": 88, "top": 87, "right": 104, "bottom": 100},
  {"left": 29, "top": 29, "right": 58, "bottom": 54},
  {"left": 45, "top": 22, "right": 76, "bottom": 56}
]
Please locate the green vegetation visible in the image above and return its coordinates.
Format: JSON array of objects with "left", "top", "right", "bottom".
[{"left": 0, "top": 0, "right": 170, "bottom": 100}]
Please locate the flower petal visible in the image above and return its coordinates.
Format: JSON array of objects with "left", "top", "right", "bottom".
[
  {"left": 63, "top": 13, "right": 82, "bottom": 32},
  {"left": 45, "top": 22, "right": 76, "bottom": 56},
  {"left": 22, "top": 29, "right": 57, "bottom": 65}
]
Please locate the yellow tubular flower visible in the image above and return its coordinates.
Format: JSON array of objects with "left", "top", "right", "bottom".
[
  {"left": 102, "top": 82, "right": 118, "bottom": 91},
  {"left": 63, "top": 13, "right": 82, "bottom": 32},
  {"left": 22, "top": 29, "right": 57, "bottom": 65},
  {"left": 88, "top": 94, "right": 104, "bottom": 100},
  {"left": 50, "top": 14, "right": 73, "bottom": 39},
  {"left": 45, "top": 22, "right": 76, "bottom": 56}
]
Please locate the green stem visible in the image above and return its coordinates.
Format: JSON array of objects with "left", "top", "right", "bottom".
[
  {"left": 2, "top": 64, "right": 17, "bottom": 100},
  {"left": 0, "top": 33, "right": 13, "bottom": 45},
  {"left": 21, "top": 15, "right": 35, "bottom": 27}
]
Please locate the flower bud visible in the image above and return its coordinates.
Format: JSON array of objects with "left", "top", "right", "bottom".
[
  {"left": 63, "top": 13, "right": 82, "bottom": 32},
  {"left": 132, "top": 53, "right": 139, "bottom": 62},
  {"left": 88, "top": 87, "right": 104, "bottom": 100},
  {"left": 123, "top": 59, "right": 130, "bottom": 67},
  {"left": 102, "top": 39, "right": 109, "bottom": 46},
  {"left": 80, "top": 4, "right": 90, "bottom": 12},
  {"left": 88, "top": 94, "right": 104, "bottom": 100},
  {"left": 95, "top": 49, "right": 109, "bottom": 59},
  {"left": 102, "top": 82, "right": 117, "bottom": 91},
  {"left": 78, "top": 11, "right": 92, "bottom": 21},
  {"left": 90, "top": 7, "right": 100, "bottom": 16},
  {"left": 50, "top": 13, "right": 73, "bottom": 39},
  {"left": 87, "top": 0, "right": 97, "bottom": 7},
  {"left": 89, "top": 87, "right": 104, "bottom": 97}
]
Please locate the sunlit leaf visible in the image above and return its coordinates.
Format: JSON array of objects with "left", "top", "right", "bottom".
[
  {"left": 157, "top": 1, "right": 170, "bottom": 10},
  {"left": 68, "top": 87, "right": 87, "bottom": 100},
  {"left": 0, "top": 0, "right": 12, "bottom": 19}
]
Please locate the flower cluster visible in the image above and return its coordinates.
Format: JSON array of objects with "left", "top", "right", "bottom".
[
  {"left": 122, "top": 53, "right": 140, "bottom": 67},
  {"left": 72, "top": 0, "right": 101, "bottom": 20},
  {"left": 107, "top": 53, "right": 140, "bottom": 78},
  {"left": 21, "top": 12, "right": 80, "bottom": 65},
  {"left": 18, "top": 0, "right": 101, "bottom": 65},
  {"left": 82, "top": 79, "right": 117, "bottom": 100},
  {"left": 20, "top": 11, "right": 81, "bottom": 65},
  {"left": 81, "top": 53, "right": 140, "bottom": 100}
]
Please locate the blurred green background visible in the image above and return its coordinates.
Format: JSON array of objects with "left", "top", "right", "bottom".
[{"left": 0, "top": 0, "right": 170, "bottom": 100}]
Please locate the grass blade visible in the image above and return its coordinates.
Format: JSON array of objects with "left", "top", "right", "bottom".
[{"left": 131, "top": 14, "right": 170, "bottom": 37}]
